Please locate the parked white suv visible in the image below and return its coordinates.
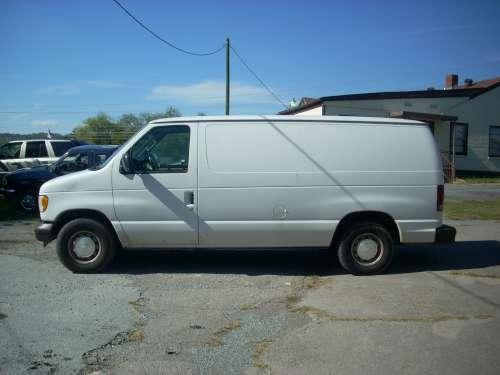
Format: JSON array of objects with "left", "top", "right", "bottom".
[
  {"left": 0, "top": 139, "right": 85, "bottom": 172},
  {"left": 35, "top": 116, "right": 456, "bottom": 275}
]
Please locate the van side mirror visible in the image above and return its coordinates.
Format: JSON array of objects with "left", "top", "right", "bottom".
[{"left": 120, "top": 151, "right": 134, "bottom": 174}]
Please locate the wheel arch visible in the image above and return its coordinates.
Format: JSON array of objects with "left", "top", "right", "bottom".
[
  {"left": 331, "top": 211, "right": 401, "bottom": 248},
  {"left": 53, "top": 209, "right": 122, "bottom": 247}
]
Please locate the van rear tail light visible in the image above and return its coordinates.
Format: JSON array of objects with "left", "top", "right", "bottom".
[{"left": 437, "top": 185, "right": 444, "bottom": 211}]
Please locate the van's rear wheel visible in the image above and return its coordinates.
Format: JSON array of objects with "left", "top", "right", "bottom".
[
  {"left": 337, "top": 222, "right": 394, "bottom": 275},
  {"left": 56, "top": 218, "right": 116, "bottom": 273}
]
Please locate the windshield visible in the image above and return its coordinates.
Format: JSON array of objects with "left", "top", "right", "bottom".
[
  {"left": 54, "top": 152, "right": 90, "bottom": 174},
  {"left": 52, "top": 151, "right": 69, "bottom": 167},
  {"left": 92, "top": 144, "right": 124, "bottom": 170}
]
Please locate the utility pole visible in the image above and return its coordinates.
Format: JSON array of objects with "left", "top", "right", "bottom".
[
  {"left": 451, "top": 122, "right": 456, "bottom": 182},
  {"left": 225, "top": 38, "right": 230, "bottom": 115}
]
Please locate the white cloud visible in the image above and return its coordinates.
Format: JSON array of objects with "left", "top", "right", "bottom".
[
  {"left": 84, "top": 80, "right": 134, "bottom": 88},
  {"left": 35, "top": 80, "right": 135, "bottom": 96},
  {"left": 35, "top": 84, "right": 80, "bottom": 96},
  {"left": 10, "top": 113, "right": 30, "bottom": 120},
  {"left": 32, "top": 119, "right": 59, "bottom": 127},
  {"left": 148, "top": 80, "right": 277, "bottom": 105}
]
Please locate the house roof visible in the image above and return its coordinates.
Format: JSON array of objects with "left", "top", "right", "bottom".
[
  {"left": 456, "top": 76, "right": 500, "bottom": 89},
  {"left": 279, "top": 76, "right": 500, "bottom": 115}
]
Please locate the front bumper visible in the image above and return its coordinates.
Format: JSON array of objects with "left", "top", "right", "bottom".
[
  {"left": 35, "top": 222, "right": 56, "bottom": 244},
  {"left": 435, "top": 224, "right": 456, "bottom": 244}
]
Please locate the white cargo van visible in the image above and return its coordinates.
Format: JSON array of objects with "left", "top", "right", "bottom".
[{"left": 35, "top": 116, "right": 455, "bottom": 275}]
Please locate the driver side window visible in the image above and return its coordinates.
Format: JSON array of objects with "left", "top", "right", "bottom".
[{"left": 130, "top": 125, "right": 190, "bottom": 173}]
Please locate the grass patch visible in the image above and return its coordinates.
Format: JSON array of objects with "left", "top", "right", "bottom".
[
  {"left": 457, "top": 177, "right": 500, "bottom": 184},
  {"left": 285, "top": 295, "right": 301, "bottom": 310},
  {"left": 448, "top": 271, "right": 500, "bottom": 279},
  {"left": 239, "top": 302, "right": 258, "bottom": 311},
  {"left": 251, "top": 339, "right": 273, "bottom": 369},
  {"left": 288, "top": 304, "right": 493, "bottom": 323},
  {"left": 127, "top": 329, "right": 144, "bottom": 342},
  {"left": 206, "top": 320, "right": 241, "bottom": 347},
  {"left": 128, "top": 297, "right": 146, "bottom": 308},
  {"left": 0, "top": 198, "right": 36, "bottom": 221},
  {"left": 303, "top": 275, "right": 330, "bottom": 290},
  {"left": 444, "top": 199, "right": 500, "bottom": 220}
]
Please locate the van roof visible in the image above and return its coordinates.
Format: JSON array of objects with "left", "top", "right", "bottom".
[{"left": 149, "top": 115, "right": 425, "bottom": 126}]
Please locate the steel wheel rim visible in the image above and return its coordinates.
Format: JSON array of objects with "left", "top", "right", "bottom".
[
  {"left": 20, "top": 193, "right": 36, "bottom": 211},
  {"left": 68, "top": 231, "right": 101, "bottom": 264},
  {"left": 351, "top": 233, "right": 384, "bottom": 266}
]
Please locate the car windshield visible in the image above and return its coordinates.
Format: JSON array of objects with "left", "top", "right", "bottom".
[
  {"left": 50, "top": 151, "right": 69, "bottom": 168},
  {"left": 92, "top": 145, "right": 123, "bottom": 170},
  {"left": 54, "top": 152, "right": 89, "bottom": 174}
]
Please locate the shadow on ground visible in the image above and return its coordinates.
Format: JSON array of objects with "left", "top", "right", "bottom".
[{"left": 108, "top": 241, "right": 500, "bottom": 276}]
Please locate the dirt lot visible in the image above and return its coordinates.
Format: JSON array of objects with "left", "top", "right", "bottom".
[{"left": 1, "top": 219, "right": 500, "bottom": 374}]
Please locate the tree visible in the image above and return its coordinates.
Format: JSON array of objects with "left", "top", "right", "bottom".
[
  {"left": 115, "top": 113, "right": 144, "bottom": 144},
  {"left": 73, "top": 113, "right": 118, "bottom": 144},
  {"left": 140, "top": 106, "right": 181, "bottom": 124},
  {"left": 72, "top": 107, "right": 181, "bottom": 145}
]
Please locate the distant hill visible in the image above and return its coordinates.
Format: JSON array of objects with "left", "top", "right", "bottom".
[{"left": 0, "top": 132, "right": 69, "bottom": 145}]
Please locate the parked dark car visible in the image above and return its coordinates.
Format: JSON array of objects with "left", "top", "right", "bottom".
[{"left": 0, "top": 145, "right": 117, "bottom": 212}]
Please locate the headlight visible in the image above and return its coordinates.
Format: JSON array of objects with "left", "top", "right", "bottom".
[{"left": 39, "top": 195, "right": 49, "bottom": 212}]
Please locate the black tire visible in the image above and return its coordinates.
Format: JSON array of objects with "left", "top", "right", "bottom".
[
  {"left": 56, "top": 218, "right": 116, "bottom": 273},
  {"left": 16, "top": 190, "right": 38, "bottom": 213},
  {"left": 336, "top": 222, "right": 394, "bottom": 275}
]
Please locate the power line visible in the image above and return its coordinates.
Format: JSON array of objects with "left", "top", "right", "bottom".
[
  {"left": 111, "top": 0, "right": 225, "bottom": 56},
  {"left": 0, "top": 111, "right": 130, "bottom": 115},
  {"left": 230, "top": 45, "right": 288, "bottom": 109},
  {"left": 0, "top": 92, "right": 284, "bottom": 111}
]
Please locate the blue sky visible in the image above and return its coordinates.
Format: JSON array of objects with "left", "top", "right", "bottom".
[{"left": 0, "top": 0, "right": 499, "bottom": 134}]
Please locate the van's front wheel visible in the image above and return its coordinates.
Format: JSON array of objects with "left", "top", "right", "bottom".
[
  {"left": 337, "top": 222, "right": 394, "bottom": 275},
  {"left": 56, "top": 218, "right": 116, "bottom": 273}
]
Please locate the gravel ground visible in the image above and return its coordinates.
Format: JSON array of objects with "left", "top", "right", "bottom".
[{"left": 1, "top": 219, "right": 499, "bottom": 374}]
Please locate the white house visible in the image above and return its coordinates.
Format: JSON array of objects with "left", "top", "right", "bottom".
[{"left": 280, "top": 75, "right": 500, "bottom": 177}]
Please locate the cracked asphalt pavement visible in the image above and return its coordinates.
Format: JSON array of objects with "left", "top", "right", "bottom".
[{"left": 1, "top": 219, "right": 499, "bottom": 374}]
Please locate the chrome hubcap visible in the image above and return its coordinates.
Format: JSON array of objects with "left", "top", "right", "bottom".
[
  {"left": 351, "top": 234, "right": 383, "bottom": 265},
  {"left": 69, "top": 232, "right": 100, "bottom": 262}
]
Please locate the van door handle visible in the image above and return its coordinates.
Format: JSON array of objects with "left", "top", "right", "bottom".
[{"left": 184, "top": 191, "right": 195, "bottom": 210}]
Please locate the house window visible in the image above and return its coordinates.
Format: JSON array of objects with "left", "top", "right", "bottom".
[
  {"left": 489, "top": 126, "right": 500, "bottom": 157},
  {"left": 450, "top": 122, "right": 468, "bottom": 156}
]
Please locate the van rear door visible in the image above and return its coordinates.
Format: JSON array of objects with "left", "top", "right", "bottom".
[{"left": 112, "top": 123, "right": 198, "bottom": 248}]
